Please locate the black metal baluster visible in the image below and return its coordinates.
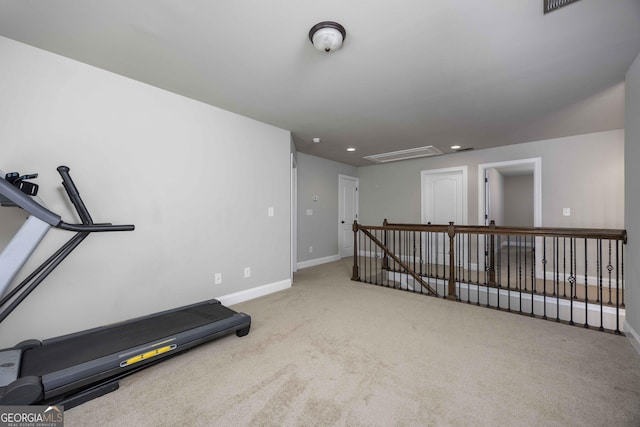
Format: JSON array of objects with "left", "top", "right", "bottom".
[
  {"left": 467, "top": 234, "right": 472, "bottom": 304},
  {"left": 530, "top": 235, "right": 535, "bottom": 317},
  {"left": 569, "top": 238, "right": 575, "bottom": 326},
  {"left": 621, "top": 244, "right": 625, "bottom": 308},
  {"left": 596, "top": 238, "right": 600, "bottom": 303},
  {"left": 496, "top": 234, "right": 501, "bottom": 288},
  {"left": 365, "top": 228, "right": 369, "bottom": 283},
  {"left": 391, "top": 229, "right": 396, "bottom": 286},
  {"left": 475, "top": 234, "right": 479, "bottom": 286},
  {"left": 507, "top": 236, "right": 511, "bottom": 312},
  {"left": 484, "top": 234, "right": 491, "bottom": 307},
  {"left": 443, "top": 231, "right": 448, "bottom": 296},
  {"left": 476, "top": 234, "right": 480, "bottom": 305},
  {"left": 413, "top": 230, "right": 418, "bottom": 293},
  {"left": 542, "top": 237, "right": 547, "bottom": 320},
  {"left": 518, "top": 236, "right": 523, "bottom": 314},
  {"left": 607, "top": 240, "right": 613, "bottom": 305},
  {"left": 598, "top": 239, "right": 604, "bottom": 332},
  {"left": 523, "top": 235, "right": 528, "bottom": 292},
  {"left": 360, "top": 230, "right": 364, "bottom": 283},
  {"left": 584, "top": 238, "right": 589, "bottom": 329},
  {"left": 615, "top": 241, "right": 621, "bottom": 335},
  {"left": 376, "top": 229, "right": 380, "bottom": 285},
  {"left": 562, "top": 237, "right": 567, "bottom": 298},
  {"left": 404, "top": 230, "right": 408, "bottom": 287},
  {"left": 555, "top": 237, "right": 560, "bottom": 322},
  {"left": 427, "top": 230, "right": 432, "bottom": 280},
  {"left": 574, "top": 238, "right": 578, "bottom": 299},
  {"left": 455, "top": 235, "right": 460, "bottom": 301},
  {"left": 515, "top": 236, "right": 520, "bottom": 291},
  {"left": 418, "top": 231, "right": 422, "bottom": 278}
]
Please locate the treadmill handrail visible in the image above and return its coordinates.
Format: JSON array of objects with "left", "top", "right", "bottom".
[
  {"left": 0, "top": 176, "right": 62, "bottom": 227},
  {"left": 0, "top": 170, "right": 134, "bottom": 233},
  {"left": 58, "top": 222, "right": 135, "bottom": 232},
  {"left": 57, "top": 166, "right": 93, "bottom": 225}
]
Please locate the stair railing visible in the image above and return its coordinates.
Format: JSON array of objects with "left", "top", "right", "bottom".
[{"left": 352, "top": 220, "right": 627, "bottom": 334}]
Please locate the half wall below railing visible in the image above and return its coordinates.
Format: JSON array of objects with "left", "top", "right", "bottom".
[{"left": 352, "top": 220, "right": 627, "bottom": 334}]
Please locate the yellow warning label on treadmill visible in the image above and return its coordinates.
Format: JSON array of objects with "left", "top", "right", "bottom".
[{"left": 120, "top": 345, "right": 176, "bottom": 367}]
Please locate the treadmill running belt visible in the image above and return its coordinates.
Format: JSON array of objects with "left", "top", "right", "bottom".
[{"left": 21, "top": 302, "right": 237, "bottom": 376}]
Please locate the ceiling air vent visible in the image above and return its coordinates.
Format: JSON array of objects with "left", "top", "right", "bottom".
[
  {"left": 363, "top": 145, "right": 443, "bottom": 164},
  {"left": 544, "top": 0, "right": 581, "bottom": 14}
]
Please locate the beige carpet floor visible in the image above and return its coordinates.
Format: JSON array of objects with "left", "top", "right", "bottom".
[{"left": 66, "top": 258, "right": 640, "bottom": 426}]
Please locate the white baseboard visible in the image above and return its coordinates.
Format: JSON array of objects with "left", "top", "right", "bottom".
[
  {"left": 624, "top": 321, "right": 640, "bottom": 357},
  {"left": 217, "top": 279, "right": 291, "bottom": 307},
  {"left": 297, "top": 254, "right": 341, "bottom": 270}
]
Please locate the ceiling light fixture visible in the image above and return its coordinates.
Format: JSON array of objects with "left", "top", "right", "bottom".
[
  {"left": 346, "top": 147, "right": 356, "bottom": 152},
  {"left": 451, "top": 145, "right": 462, "bottom": 150},
  {"left": 312, "top": 137, "right": 321, "bottom": 143},
  {"left": 309, "top": 21, "right": 346, "bottom": 53}
]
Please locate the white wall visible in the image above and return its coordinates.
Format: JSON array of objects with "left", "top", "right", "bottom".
[
  {"left": 625, "top": 53, "right": 640, "bottom": 350},
  {"left": 0, "top": 37, "right": 292, "bottom": 346}
]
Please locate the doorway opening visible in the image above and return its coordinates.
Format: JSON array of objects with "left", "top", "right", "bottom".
[{"left": 478, "top": 157, "right": 542, "bottom": 276}]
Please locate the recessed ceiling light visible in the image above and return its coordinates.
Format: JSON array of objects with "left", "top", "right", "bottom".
[
  {"left": 312, "top": 138, "right": 321, "bottom": 143},
  {"left": 451, "top": 145, "right": 462, "bottom": 150},
  {"left": 346, "top": 147, "right": 356, "bottom": 152}
]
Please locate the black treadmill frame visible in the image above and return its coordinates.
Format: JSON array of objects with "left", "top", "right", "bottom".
[{"left": 0, "top": 166, "right": 251, "bottom": 408}]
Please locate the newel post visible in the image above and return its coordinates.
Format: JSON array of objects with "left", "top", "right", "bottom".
[
  {"left": 351, "top": 220, "right": 360, "bottom": 280},
  {"left": 447, "top": 221, "right": 457, "bottom": 300}
]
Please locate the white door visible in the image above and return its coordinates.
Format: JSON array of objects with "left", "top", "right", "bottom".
[
  {"left": 422, "top": 168, "right": 467, "bottom": 225},
  {"left": 421, "top": 167, "right": 467, "bottom": 264},
  {"left": 338, "top": 175, "right": 359, "bottom": 258}
]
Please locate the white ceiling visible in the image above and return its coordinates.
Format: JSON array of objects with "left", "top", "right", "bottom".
[{"left": 1, "top": 0, "right": 639, "bottom": 166}]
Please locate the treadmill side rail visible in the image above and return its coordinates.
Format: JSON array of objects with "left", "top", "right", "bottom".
[{"left": 41, "top": 312, "right": 251, "bottom": 399}]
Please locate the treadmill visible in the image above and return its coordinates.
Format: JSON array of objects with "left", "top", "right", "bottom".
[{"left": 0, "top": 166, "right": 251, "bottom": 408}]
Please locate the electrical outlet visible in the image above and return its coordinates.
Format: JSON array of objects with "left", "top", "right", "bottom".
[
  {"left": 309, "top": 246, "right": 313, "bottom": 253},
  {"left": 215, "top": 273, "right": 222, "bottom": 284},
  {"left": 244, "top": 267, "right": 251, "bottom": 278}
]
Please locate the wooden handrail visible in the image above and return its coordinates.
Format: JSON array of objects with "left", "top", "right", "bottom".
[{"left": 368, "top": 222, "right": 627, "bottom": 243}]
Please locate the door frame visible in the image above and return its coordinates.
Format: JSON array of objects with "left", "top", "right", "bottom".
[
  {"left": 291, "top": 153, "right": 297, "bottom": 275},
  {"left": 478, "top": 157, "right": 542, "bottom": 276},
  {"left": 477, "top": 158, "right": 542, "bottom": 227},
  {"left": 338, "top": 174, "right": 359, "bottom": 258}
]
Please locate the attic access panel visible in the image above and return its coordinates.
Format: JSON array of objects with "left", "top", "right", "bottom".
[
  {"left": 363, "top": 146, "right": 443, "bottom": 164},
  {"left": 544, "top": 0, "right": 581, "bottom": 14}
]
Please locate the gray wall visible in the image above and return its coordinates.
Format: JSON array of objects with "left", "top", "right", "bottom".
[
  {"left": 504, "top": 174, "right": 534, "bottom": 226},
  {"left": 297, "top": 153, "right": 357, "bottom": 263},
  {"left": 358, "top": 129, "right": 624, "bottom": 230},
  {"left": 625, "top": 53, "right": 640, "bottom": 344},
  {"left": 0, "top": 37, "right": 292, "bottom": 346}
]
